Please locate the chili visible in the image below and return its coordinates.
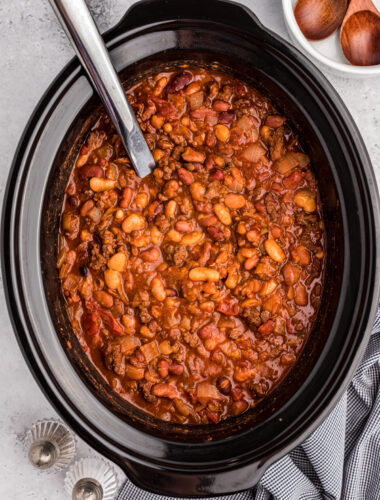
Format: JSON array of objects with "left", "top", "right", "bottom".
[{"left": 58, "top": 67, "right": 325, "bottom": 425}]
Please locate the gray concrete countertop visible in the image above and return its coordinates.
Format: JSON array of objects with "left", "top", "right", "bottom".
[{"left": 0, "top": 1, "right": 379, "bottom": 498}]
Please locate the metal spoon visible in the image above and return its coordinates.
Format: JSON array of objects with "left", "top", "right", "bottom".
[
  {"left": 49, "top": 0, "right": 154, "bottom": 178},
  {"left": 294, "top": 0, "right": 348, "bottom": 40},
  {"left": 340, "top": 0, "right": 380, "bottom": 65}
]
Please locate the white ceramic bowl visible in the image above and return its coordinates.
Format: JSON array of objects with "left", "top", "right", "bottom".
[{"left": 282, "top": 0, "right": 380, "bottom": 77}]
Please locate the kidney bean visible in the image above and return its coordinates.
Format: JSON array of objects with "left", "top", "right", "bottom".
[
  {"left": 209, "top": 169, "right": 224, "bottom": 181},
  {"left": 80, "top": 199, "right": 95, "bottom": 217},
  {"left": 169, "top": 363, "right": 184, "bottom": 376},
  {"left": 199, "top": 215, "right": 218, "bottom": 227},
  {"left": 218, "top": 110, "right": 235, "bottom": 124},
  {"left": 166, "top": 72, "right": 192, "bottom": 94},
  {"left": 206, "top": 226, "right": 225, "bottom": 240},
  {"left": 282, "top": 263, "right": 300, "bottom": 286},
  {"left": 141, "top": 248, "right": 160, "bottom": 262},
  {"left": 217, "top": 297, "right": 240, "bottom": 316},
  {"left": 178, "top": 168, "right": 194, "bottom": 185},
  {"left": 217, "top": 376, "right": 232, "bottom": 395},
  {"left": 78, "top": 164, "right": 103, "bottom": 179},
  {"left": 147, "top": 200, "right": 164, "bottom": 222},
  {"left": 265, "top": 115, "right": 285, "bottom": 128},
  {"left": 212, "top": 99, "right": 230, "bottom": 111},
  {"left": 174, "top": 220, "right": 191, "bottom": 233},
  {"left": 157, "top": 359, "right": 169, "bottom": 378},
  {"left": 198, "top": 324, "right": 218, "bottom": 339}
]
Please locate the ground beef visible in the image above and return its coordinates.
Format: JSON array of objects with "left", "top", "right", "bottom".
[
  {"left": 269, "top": 126, "right": 286, "bottom": 161},
  {"left": 295, "top": 211, "right": 318, "bottom": 228},
  {"left": 163, "top": 243, "right": 187, "bottom": 267},
  {"left": 265, "top": 192, "right": 280, "bottom": 218},
  {"left": 138, "top": 307, "right": 151, "bottom": 324},
  {"left": 138, "top": 381, "right": 157, "bottom": 403},
  {"left": 89, "top": 243, "right": 107, "bottom": 271},
  {"left": 104, "top": 344, "right": 125, "bottom": 376},
  {"left": 155, "top": 214, "right": 171, "bottom": 233},
  {"left": 241, "top": 306, "right": 261, "bottom": 329},
  {"left": 94, "top": 190, "right": 118, "bottom": 210}
]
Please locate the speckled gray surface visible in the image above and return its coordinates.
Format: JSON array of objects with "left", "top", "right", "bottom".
[{"left": 0, "top": 1, "right": 379, "bottom": 498}]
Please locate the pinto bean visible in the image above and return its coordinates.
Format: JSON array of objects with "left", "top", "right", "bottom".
[
  {"left": 165, "top": 200, "right": 177, "bottom": 218},
  {"left": 182, "top": 147, "right": 205, "bottom": 163},
  {"left": 189, "top": 267, "right": 220, "bottom": 282},
  {"left": 163, "top": 180, "right": 179, "bottom": 198},
  {"left": 166, "top": 229, "right": 182, "bottom": 242},
  {"left": 108, "top": 252, "right": 127, "bottom": 272},
  {"left": 294, "top": 189, "right": 317, "bottom": 213},
  {"left": 135, "top": 192, "right": 149, "bottom": 209},
  {"left": 244, "top": 255, "right": 260, "bottom": 270},
  {"left": 190, "top": 181, "right": 206, "bottom": 201},
  {"left": 181, "top": 231, "right": 203, "bottom": 246},
  {"left": 151, "top": 277, "right": 166, "bottom": 301},
  {"left": 264, "top": 238, "right": 285, "bottom": 263},
  {"left": 214, "top": 203, "right": 232, "bottom": 225},
  {"left": 89, "top": 177, "right": 116, "bottom": 192},
  {"left": 122, "top": 214, "right": 146, "bottom": 233},
  {"left": 224, "top": 193, "right": 246, "bottom": 209},
  {"left": 294, "top": 282, "right": 308, "bottom": 306},
  {"left": 104, "top": 269, "right": 121, "bottom": 289},
  {"left": 214, "top": 124, "right": 230, "bottom": 142},
  {"left": 94, "top": 290, "right": 114, "bottom": 308}
]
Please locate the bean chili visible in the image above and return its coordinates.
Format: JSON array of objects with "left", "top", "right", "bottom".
[{"left": 58, "top": 67, "right": 325, "bottom": 425}]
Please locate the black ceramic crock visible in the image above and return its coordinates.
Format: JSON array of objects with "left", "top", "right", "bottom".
[{"left": 2, "top": 0, "right": 380, "bottom": 496}]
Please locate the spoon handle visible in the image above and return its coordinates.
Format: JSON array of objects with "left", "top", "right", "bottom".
[{"left": 49, "top": 0, "right": 154, "bottom": 178}]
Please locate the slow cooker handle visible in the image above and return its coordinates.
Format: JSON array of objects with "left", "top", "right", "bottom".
[
  {"left": 106, "top": 0, "right": 269, "bottom": 41},
  {"left": 121, "top": 456, "right": 269, "bottom": 497}
]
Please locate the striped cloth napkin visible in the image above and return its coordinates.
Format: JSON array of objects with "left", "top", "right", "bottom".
[{"left": 118, "top": 306, "right": 380, "bottom": 500}]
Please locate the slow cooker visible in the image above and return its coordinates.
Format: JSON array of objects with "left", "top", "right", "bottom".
[{"left": 2, "top": 0, "right": 379, "bottom": 496}]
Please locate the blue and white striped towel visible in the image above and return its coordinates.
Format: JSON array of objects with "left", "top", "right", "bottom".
[{"left": 118, "top": 307, "right": 380, "bottom": 500}]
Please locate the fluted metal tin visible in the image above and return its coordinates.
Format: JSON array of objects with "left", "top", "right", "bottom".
[
  {"left": 65, "top": 457, "right": 119, "bottom": 500},
  {"left": 24, "top": 419, "right": 76, "bottom": 472}
]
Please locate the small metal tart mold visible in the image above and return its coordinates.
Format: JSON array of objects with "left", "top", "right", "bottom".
[
  {"left": 24, "top": 419, "right": 76, "bottom": 472},
  {"left": 65, "top": 457, "right": 119, "bottom": 500}
]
